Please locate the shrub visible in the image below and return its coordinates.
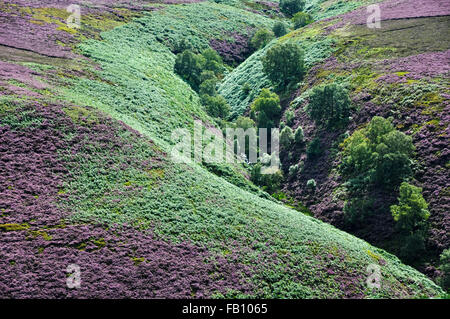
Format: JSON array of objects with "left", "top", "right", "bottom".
[
  {"left": 306, "top": 179, "right": 316, "bottom": 191},
  {"left": 241, "top": 83, "right": 251, "bottom": 96},
  {"left": 279, "top": 0, "right": 306, "bottom": 17},
  {"left": 202, "top": 48, "right": 224, "bottom": 76},
  {"left": 202, "top": 95, "right": 231, "bottom": 119},
  {"left": 307, "top": 83, "right": 351, "bottom": 129},
  {"left": 280, "top": 126, "right": 294, "bottom": 148},
  {"left": 262, "top": 42, "right": 305, "bottom": 89},
  {"left": 306, "top": 137, "right": 321, "bottom": 158},
  {"left": 250, "top": 28, "right": 274, "bottom": 50},
  {"left": 250, "top": 88, "right": 281, "bottom": 130},
  {"left": 174, "top": 50, "right": 204, "bottom": 91},
  {"left": 285, "top": 110, "right": 295, "bottom": 126},
  {"left": 273, "top": 22, "right": 288, "bottom": 37},
  {"left": 235, "top": 116, "right": 255, "bottom": 130},
  {"left": 343, "top": 197, "right": 374, "bottom": 226},
  {"left": 390, "top": 182, "right": 430, "bottom": 233},
  {"left": 200, "top": 70, "right": 216, "bottom": 82},
  {"left": 341, "top": 116, "right": 414, "bottom": 189},
  {"left": 398, "top": 233, "right": 427, "bottom": 265},
  {"left": 289, "top": 164, "right": 299, "bottom": 176},
  {"left": 251, "top": 161, "right": 284, "bottom": 193},
  {"left": 199, "top": 78, "right": 218, "bottom": 96},
  {"left": 292, "top": 12, "right": 313, "bottom": 29},
  {"left": 172, "top": 37, "right": 194, "bottom": 54},
  {"left": 294, "top": 126, "right": 304, "bottom": 144}
]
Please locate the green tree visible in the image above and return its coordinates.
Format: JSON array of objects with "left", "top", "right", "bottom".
[
  {"left": 294, "top": 126, "right": 304, "bottom": 144},
  {"left": 262, "top": 42, "right": 305, "bottom": 89},
  {"left": 251, "top": 161, "right": 284, "bottom": 193},
  {"left": 235, "top": 116, "right": 255, "bottom": 130},
  {"left": 201, "top": 48, "right": 224, "bottom": 76},
  {"left": 390, "top": 182, "right": 430, "bottom": 233},
  {"left": 174, "top": 50, "right": 204, "bottom": 91},
  {"left": 200, "top": 70, "right": 216, "bottom": 82},
  {"left": 292, "top": 12, "right": 313, "bottom": 29},
  {"left": 279, "top": 0, "right": 306, "bottom": 17},
  {"left": 273, "top": 22, "right": 288, "bottom": 37},
  {"left": 285, "top": 110, "right": 295, "bottom": 126},
  {"left": 341, "top": 116, "right": 414, "bottom": 189},
  {"left": 280, "top": 126, "right": 294, "bottom": 148},
  {"left": 199, "top": 78, "right": 218, "bottom": 96},
  {"left": 250, "top": 88, "right": 281, "bottom": 129},
  {"left": 307, "top": 83, "right": 351, "bottom": 129},
  {"left": 306, "top": 137, "right": 321, "bottom": 159},
  {"left": 202, "top": 95, "right": 230, "bottom": 119},
  {"left": 250, "top": 28, "right": 274, "bottom": 50},
  {"left": 306, "top": 179, "right": 316, "bottom": 192}
]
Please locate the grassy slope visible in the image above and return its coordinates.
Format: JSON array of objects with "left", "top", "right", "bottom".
[{"left": 0, "top": 1, "right": 444, "bottom": 297}]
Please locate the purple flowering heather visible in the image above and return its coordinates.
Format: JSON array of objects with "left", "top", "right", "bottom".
[
  {"left": 326, "top": 0, "right": 450, "bottom": 32},
  {"left": 210, "top": 31, "right": 253, "bottom": 64}
]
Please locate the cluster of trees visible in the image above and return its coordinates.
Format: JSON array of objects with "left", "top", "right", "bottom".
[
  {"left": 340, "top": 116, "right": 429, "bottom": 263},
  {"left": 262, "top": 42, "right": 305, "bottom": 90},
  {"left": 279, "top": 0, "right": 305, "bottom": 17},
  {"left": 174, "top": 48, "right": 230, "bottom": 119},
  {"left": 341, "top": 116, "right": 414, "bottom": 190},
  {"left": 278, "top": 0, "right": 313, "bottom": 29},
  {"left": 307, "top": 83, "right": 352, "bottom": 129}
]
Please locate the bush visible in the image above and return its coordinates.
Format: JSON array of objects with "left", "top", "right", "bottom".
[
  {"left": 280, "top": 126, "right": 294, "bottom": 148},
  {"left": 241, "top": 83, "right": 251, "bottom": 96},
  {"left": 273, "top": 22, "right": 288, "bottom": 37},
  {"left": 250, "top": 88, "right": 281, "bottom": 130},
  {"left": 175, "top": 48, "right": 225, "bottom": 91},
  {"left": 307, "top": 83, "right": 351, "bottom": 129},
  {"left": 398, "top": 233, "right": 427, "bottom": 265},
  {"left": 289, "top": 164, "right": 299, "bottom": 176},
  {"left": 294, "top": 126, "right": 304, "bottom": 144},
  {"left": 250, "top": 28, "right": 274, "bottom": 50},
  {"left": 279, "top": 0, "right": 306, "bottom": 17},
  {"left": 390, "top": 182, "right": 430, "bottom": 233},
  {"left": 251, "top": 161, "right": 284, "bottom": 194},
  {"left": 343, "top": 197, "right": 374, "bottom": 226},
  {"left": 199, "top": 78, "right": 218, "bottom": 96},
  {"left": 306, "top": 137, "right": 321, "bottom": 158},
  {"left": 306, "top": 179, "right": 316, "bottom": 191},
  {"left": 200, "top": 70, "right": 216, "bottom": 82},
  {"left": 202, "top": 48, "right": 225, "bottom": 76},
  {"left": 285, "top": 110, "right": 295, "bottom": 126},
  {"left": 292, "top": 12, "right": 313, "bottom": 29},
  {"left": 235, "top": 116, "right": 255, "bottom": 130},
  {"left": 174, "top": 50, "right": 204, "bottom": 91},
  {"left": 341, "top": 116, "right": 414, "bottom": 189},
  {"left": 262, "top": 42, "right": 305, "bottom": 89},
  {"left": 202, "top": 95, "right": 231, "bottom": 119}
]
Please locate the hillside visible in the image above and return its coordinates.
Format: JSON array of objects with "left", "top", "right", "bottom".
[
  {"left": 0, "top": 0, "right": 446, "bottom": 298},
  {"left": 219, "top": 0, "right": 449, "bottom": 278}
]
